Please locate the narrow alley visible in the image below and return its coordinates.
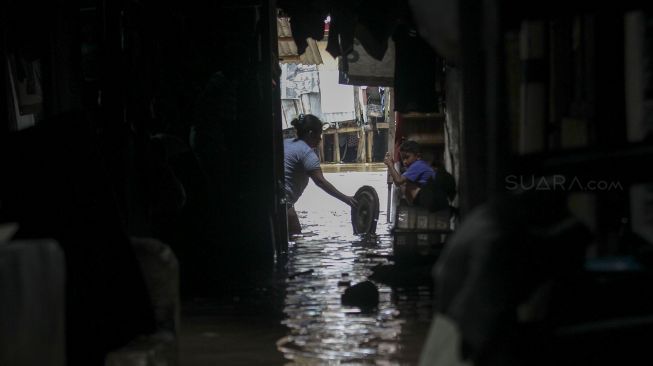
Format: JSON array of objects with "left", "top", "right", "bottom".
[{"left": 180, "top": 164, "right": 434, "bottom": 365}]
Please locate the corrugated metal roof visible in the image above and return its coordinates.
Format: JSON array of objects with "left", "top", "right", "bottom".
[{"left": 277, "top": 17, "right": 323, "bottom": 65}]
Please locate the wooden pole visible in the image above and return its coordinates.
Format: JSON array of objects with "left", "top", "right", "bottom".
[
  {"left": 334, "top": 129, "right": 341, "bottom": 162},
  {"left": 319, "top": 139, "right": 325, "bottom": 162},
  {"left": 356, "top": 130, "right": 365, "bottom": 162},
  {"left": 367, "top": 129, "right": 373, "bottom": 162}
]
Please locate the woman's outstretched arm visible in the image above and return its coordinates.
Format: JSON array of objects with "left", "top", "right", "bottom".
[{"left": 308, "top": 168, "right": 357, "bottom": 207}]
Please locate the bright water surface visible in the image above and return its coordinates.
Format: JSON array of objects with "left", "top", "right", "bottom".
[{"left": 277, "top": 163, "right": 435, "bottom": 365}]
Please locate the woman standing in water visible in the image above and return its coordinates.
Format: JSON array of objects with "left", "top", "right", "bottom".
[{"left": 284, "top": 114, "right": 357, "bottom": 235}]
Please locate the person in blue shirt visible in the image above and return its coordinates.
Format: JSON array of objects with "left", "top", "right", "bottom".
[
  {"left": 284, "top": 114, "right": 357, "bottom": 235},
  {"left": 384, "top": 140, "right": 436, "bottom": 204}
]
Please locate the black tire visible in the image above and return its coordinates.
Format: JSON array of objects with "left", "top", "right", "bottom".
[{"left": 351, "top": 185, "right": 380, "bottom": 234}]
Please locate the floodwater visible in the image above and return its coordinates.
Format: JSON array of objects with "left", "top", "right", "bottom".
[{"left": 278, "top": 163, "right": 435, "bottom": 365}]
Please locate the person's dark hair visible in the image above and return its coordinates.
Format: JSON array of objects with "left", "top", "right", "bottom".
[
  {"left": 291, "top": 114, "right": 322, "bottom": 139},
  {"left": 399, "top": 140, "right": 421, "bottom": 155}
]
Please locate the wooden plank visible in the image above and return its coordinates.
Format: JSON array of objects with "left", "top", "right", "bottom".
[
  {"left": 323, "top": 123, "right": 389, "bottom": 135},
  {"left": 323, "top": 126, "right": 359, "bottom": 134},
  {"left": 404, "top": 132, "right": 445, "bottom": 145}
]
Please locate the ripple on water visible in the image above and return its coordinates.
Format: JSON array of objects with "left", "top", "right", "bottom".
[{"left": 279, "top": 170, "right": 435, "bottom": 365}]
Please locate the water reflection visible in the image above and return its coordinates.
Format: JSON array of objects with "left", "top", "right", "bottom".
[
  {"left": 320, "top": 162, "right": 388, "bottom": 174},
  {"left": 278, "top": 164, "right": 434, "bottom": 365}
]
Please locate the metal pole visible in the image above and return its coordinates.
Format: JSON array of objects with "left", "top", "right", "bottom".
[{"left": 387, "top": 182, "right": 392, "bottom": 223}]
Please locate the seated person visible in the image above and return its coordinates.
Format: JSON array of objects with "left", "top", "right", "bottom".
[
  {"left": 385, "top": 140, "right": 435, "bottom": 203},
  {"left": 385, "top": 140, "right": 455, "bottom": 212}
]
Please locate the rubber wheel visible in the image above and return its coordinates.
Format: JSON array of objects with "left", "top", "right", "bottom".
[{"left": 351, "top": 185, "right": 380, "bottom": 234}]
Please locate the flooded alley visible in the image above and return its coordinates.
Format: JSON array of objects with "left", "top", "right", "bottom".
[
  {"left": 6, "top": 2, "right": 653, "bottom": 365},
  {"left": 180, "top": 164, "right": 436, "bottom": 365},
  {"left": 280, "top": 163, "right": 434, "bottom": 364}
]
